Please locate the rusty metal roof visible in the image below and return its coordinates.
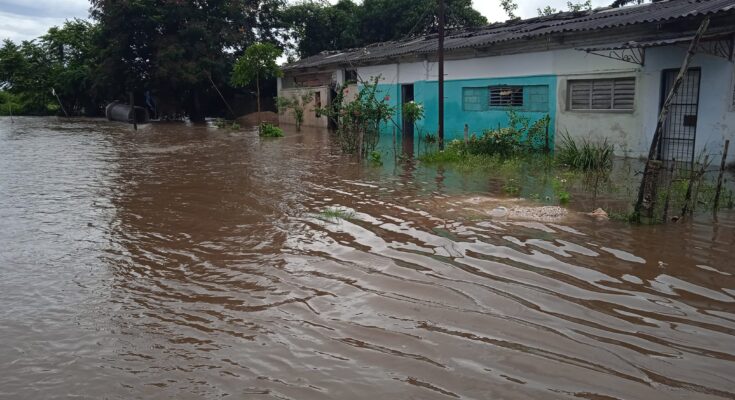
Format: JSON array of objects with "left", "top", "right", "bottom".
[{"left": 284, "top": 0, "right": 735, "bottom": 71}]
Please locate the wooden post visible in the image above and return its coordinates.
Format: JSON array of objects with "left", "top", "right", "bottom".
[
  {"left": 634, "top": 17, "right": 709, "bottom": 221},
  {"left": 209, "top": 73, "right": 236, "bottom": 119},
  {"left": 51, "top": 88, "right": 69, "bottom": 117},
  {"left": 713, "top": 140, "right": 730, "bottom": 217},
  {"left": 130, "top": 92, "right": 137, "bottom": 131},
  {"left": 662, "top": 160, "right": 676, "bottom": 223},
  {"left": 681, "top": 155, "right": 709, "bottom": 217},
  {"left": 464, "top": 124, "right": 469, "bottom": 144}
]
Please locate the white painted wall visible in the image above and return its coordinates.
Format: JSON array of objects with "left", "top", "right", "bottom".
[{"left": 309, "top": 46, "right": 735, "bottom": 162}]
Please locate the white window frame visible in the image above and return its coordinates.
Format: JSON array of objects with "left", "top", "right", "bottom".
[{"left": 567, "top": 77, "right": 636, "bottom": 113}]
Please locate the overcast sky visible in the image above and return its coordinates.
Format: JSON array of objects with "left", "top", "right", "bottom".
[{"left": 0, "top": 0, "right": 610, "bottom": 43}]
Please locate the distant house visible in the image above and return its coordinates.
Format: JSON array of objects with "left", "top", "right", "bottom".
[{"left": 278, "top": 0, "right": 735, "bottom": 163}]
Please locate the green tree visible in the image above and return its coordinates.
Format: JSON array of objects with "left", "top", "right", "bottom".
[
  {"left": 500, "top": 0, "right": 519, "bottom": 20},
  {"left": 283, "top": 0, "right": 487, "bottom": 58},
  {"left": 537, "top": 6, "right": 558, "bottom": 16},
  {"left": 41, "top": 20, "right": 101, "bottom": 115},
  {"left": 566, "top": 0, "right": 592, "bottom": 12},
  {"left": 90, "top": 0, "right": 286, "bottom": 121},
  {"left": 280, "top": 0, "right": 361, "bottom": 58},
  {"left": 231, "top": 42, "right": 283, "bottom": 118}
]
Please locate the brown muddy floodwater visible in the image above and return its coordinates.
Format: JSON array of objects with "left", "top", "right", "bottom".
[{"left": 1, "top": 117, "right": 735, "bottom": 400}]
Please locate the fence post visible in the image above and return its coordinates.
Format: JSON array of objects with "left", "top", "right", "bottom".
[
  {"left": 464, "top": 124, "right": 469, "bottom": 144},
  {"left": 713, "top": 140, "right": 730, "bottom": 218}
]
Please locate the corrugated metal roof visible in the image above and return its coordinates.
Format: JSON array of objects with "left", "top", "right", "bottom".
[{"left": 284, "top": 0, "right": 735, "bottom": 71}]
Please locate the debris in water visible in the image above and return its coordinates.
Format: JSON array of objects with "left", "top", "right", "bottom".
[{"left": 588, "top": 208, "right": 609, "bottom": 219}]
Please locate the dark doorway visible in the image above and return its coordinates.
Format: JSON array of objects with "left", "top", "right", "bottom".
[
  {"left": 659, "top": 68, "right": 701, "bottom": 170},
  {"left": 401, "top": 84, "right": 415, "bottom": 156}
]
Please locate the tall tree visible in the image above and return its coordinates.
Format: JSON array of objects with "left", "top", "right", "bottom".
[
  {"left": 90, "top": 0, "right": 286, "bottom": 121},
  {"left": 231, "top": 42, "right": 282, "bottom": 119},
  {"left": 283, "top": 0, "right": 487, "bottom": 58}
]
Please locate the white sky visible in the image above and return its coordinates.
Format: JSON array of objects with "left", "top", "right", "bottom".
[{"left": 0, "top": 0, "right": 611, "bottom": 43}]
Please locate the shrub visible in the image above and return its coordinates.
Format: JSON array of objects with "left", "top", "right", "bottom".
[
  {"left": 556, "top": 131, "right": 614, "bottom": 171},
  {"left": 276, "top": 91, "right": 314, "bottom": 131},
  {"left": 259, "top": 123, "right": 284, "bottom": 137}
]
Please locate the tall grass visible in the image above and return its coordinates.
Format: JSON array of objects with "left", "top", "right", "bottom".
[{"left": 556, "top": 131, "right": 614, "bottom": 171}]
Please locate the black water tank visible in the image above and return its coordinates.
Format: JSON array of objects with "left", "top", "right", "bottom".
[{"left": 105, "top": 101, "right": 150, "bottom": 124}]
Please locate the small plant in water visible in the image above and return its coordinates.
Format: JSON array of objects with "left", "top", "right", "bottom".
[
  {"left": 259, "top": 123, "right": 283, "bottom": 137},
  {"left": 214, "top": 118, "right": 241, "bottom": 130},
  {"left": 556, "top": 131, "right": 614, "bottom": 171},
  {"left": 503, "top": 179, "right": 521, "bottom": 196},
  {"left": 368, "top": 151, "right": 382, "bottom": 165},
  {"left": 316, "top": 207, "right": 355, "bottom": 222},
  {"left": 276, "top": 91, "right": 314, "bottom": 131}
]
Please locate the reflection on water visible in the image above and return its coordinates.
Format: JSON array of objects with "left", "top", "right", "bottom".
[{"left": 1, "top": 117, "right": 734, "bottom": 399}]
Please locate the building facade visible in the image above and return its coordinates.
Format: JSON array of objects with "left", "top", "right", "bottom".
[{"left": 279, "top": 0, "right": 735, "bottom": 163}]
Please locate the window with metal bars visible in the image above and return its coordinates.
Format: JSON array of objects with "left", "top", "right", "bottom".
[
  {"left": 568, "top": 77, "right": 635, "bottom": 111},
  {"left": 489, "top": 86, "right": 523, "bottom": 107}
]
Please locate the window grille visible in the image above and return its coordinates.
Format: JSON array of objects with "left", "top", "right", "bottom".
[
  {"left": 489, "top": 86, "right": 523, "bottom": 107},
  {"left": 568, "top": 78, "right": 635, "bottom": 111}
]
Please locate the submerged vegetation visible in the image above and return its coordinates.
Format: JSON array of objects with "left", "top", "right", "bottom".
[
  {"left": 556, "top": 131, "right": 614, "bottom": 171},
  {"left": 319, "top": 76, "right": 395, "bottom": 158},
  {"left": 315, "top": 207, "right": 355, "bottom": 222},
  {"left": 259, "top": 123, "right": 284, "bottom": 138},
  {"left": 277, "top": 91, "right": 314, "bottom": 131}
]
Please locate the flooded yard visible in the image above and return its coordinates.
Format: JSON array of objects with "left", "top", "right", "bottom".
[{"left": 1, "top": 117, "right": 734, "bottom": 399}]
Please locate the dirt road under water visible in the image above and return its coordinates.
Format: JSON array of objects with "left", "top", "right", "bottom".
[{"left": 1, "top": 117, "right": 734, "bottom": 399}]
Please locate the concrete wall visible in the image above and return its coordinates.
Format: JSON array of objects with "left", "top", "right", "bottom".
[
  {"left": 278, "top": 86, "right": 330, "bottom": 129},
  {"left": 352, "top": 46, "right": 735, "bottom": 161}
]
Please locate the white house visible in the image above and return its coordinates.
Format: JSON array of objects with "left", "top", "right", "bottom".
[{"left": 279, "top": 0, "right": 735, "bottom": 165}]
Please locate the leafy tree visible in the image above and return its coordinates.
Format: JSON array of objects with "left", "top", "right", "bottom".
[
  {"left": 283, "top": 0, "right": 487, "bottom": 58},
  {"left": 566, "top": 0, "right": 592, "bottom": 12},
  {"left": 231, "top": 42, "right": 283, "bottom": 118},
  {"left": 41, "top": 20, "right": 101, "bottom": 115},
  {"left": 90, "top": 0, "right": 286, "bottom": 121},
  {"left": 500, "top": 0, "right": 519, "bottom": 20},
  {"left": 280, "top": 0, "right": 361, "bottom": 58},
  {"left": 537, "top": 6, "right": 559, "bottom": 16}
]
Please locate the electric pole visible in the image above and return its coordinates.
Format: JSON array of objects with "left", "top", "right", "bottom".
[{"left": 438, "top": 0, "right": 445, "bottom": 149}]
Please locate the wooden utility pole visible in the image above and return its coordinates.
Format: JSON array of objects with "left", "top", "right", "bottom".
[
  {"left": 634, "top": 17, "right": 709, "bottom": 221},
  {"left": 437, "top": 0, "right": 445, "bottom": 150}
]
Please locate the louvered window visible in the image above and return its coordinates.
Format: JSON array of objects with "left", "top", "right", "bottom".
[
  {"left": 489, "top": 86, "right": 523, "bottom": 107},
  {"left": 568, "top": 78, "right": 635, "bottom": 111}
]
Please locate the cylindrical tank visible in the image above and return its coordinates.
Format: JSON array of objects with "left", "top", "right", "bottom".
[{"left": 105, "top": 101, "right": 150, "bottom": 124}]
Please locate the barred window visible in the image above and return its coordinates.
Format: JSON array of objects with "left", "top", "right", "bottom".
[
  {"left": 489, "top": 86, "right": 523, "bottom": 107},
  {"left": 463, "top": 85, "right": 549, "bottom": 112},
  {"left": 568, "top": 78, "right": 635, "bottom": 111}
]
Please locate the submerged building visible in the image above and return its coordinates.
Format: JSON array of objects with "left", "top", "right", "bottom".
[{"left": 278, "top": 0, "right": 735, "bottom": 163}]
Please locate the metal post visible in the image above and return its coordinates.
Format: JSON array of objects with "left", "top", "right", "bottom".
[
  {"left": 634, "top": 17, "right": 709, "bottom": 221},
  {"left": 437, "top": 0, "right": 445, "bottom": 150}
]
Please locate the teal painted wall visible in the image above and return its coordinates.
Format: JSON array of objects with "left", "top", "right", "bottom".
[
  {"left": 357, "top": 83, "right": 402, "bottom": 135},
  {"left": 412, "top": 75, "right": 557, "bottom": 146}
]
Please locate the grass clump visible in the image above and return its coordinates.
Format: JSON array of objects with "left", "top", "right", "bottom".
[
  {"left": 259, "top": 123, "right": 284, "bottom": 137},
  {"left": 214, "top": 118, "right": 240, "bottom": 130},
  {"left": 315, "top": 207, "right": 355, "bottom": 222},
  {"left": 556, "top": 131, "right": 614, "bottom": 171}
]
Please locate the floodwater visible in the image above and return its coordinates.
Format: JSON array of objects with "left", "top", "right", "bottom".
[{"left": 1, "top": 117, "right": 734, "bottom": 400}]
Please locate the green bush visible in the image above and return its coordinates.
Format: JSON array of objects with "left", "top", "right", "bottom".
[
  {"left": 556, "top": 131, "right": 614, "bottom": 171},
  {"left": 259, "top": 123, "right": 284, "bottom": 137}
]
